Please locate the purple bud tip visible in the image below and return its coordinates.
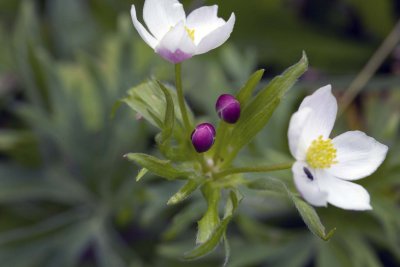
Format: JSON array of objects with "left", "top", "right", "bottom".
[
  {"left": 215, "top": 94, "right": 241, "bottom": 124},
  {"left": 191, "top": 123, "right": 216, "bottom": 153}
]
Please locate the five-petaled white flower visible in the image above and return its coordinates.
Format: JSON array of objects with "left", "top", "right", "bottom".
[
  {"left": 288, "top": 85, "right": 388, "bottom": 210},
  {"left": 130, "top": 0, "right": 235, "bottom": 64}
]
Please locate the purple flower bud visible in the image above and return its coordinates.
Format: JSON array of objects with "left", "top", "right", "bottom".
[
  {"left": 191, "top": 123, "right": 216, "bottom": 153},
  {"left": 216, "top": 94, "right": 241, "bottom": 124}
]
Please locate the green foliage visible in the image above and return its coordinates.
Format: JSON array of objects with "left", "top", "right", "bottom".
[
  {"left": 248, "top": 177, "right": 335, "bottom": 241},
  {"left": 235, "top": 69, "right": 265, "bottom": 107},
  {"left": 120, "top": 80, "right": 193, "bottom": 130},
  {"left": 217, "top": 53, "right": 308, "bottom": 165},
  {"left": 184, "top": 190, "right": 240, "bottom": 261},
  {"left": 196, "top": 184, "right": 221, "bottom": 245},
  {"left": 167, "top": 180, "right": 200, "bottom": 205},
  {"left": 125, "top": 153, "right": 189, "bottom": 180},
  {"left": 121, "top": 48, "right": 328, "bottom": 261},
  {"left": 0, "top": 2, "right": 159, "bottom": 266},
  {"left": 120, "top": 80, "right": 194, "bottom": 161}
]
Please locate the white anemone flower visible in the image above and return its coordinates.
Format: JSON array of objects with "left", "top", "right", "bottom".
[
  {"left": 288, "top": 85, "right": 388, "bottom": 210},
  {"left": 130, "top": 0, "right": 235, "bottom": 64}
]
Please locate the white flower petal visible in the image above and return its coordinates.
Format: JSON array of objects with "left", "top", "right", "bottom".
[
  {"left": 292, "top": 162, "right": 328, "bottom": 207},
  {"left": 288, "top": 107, "right": 312, "bottom": 160},
  {"left": 317, "top": 170, "right": 372, "bottom": 210},
  {"left": 327, "top": 131, "right": 388, "bottom": 180},
  {"left": 195, "top": 13, "right": 235, "bottom": 55},
  {"left": 155, "top": 22, "right": 196, "bottom": 63},
  {"left": 130, "top": 5, "right": 157, "bottom": 49},
  {"left": 186, "top": 5, "right": 226, "bottom": 45},
  {"left": 297, "top": 85, "right": 337, "bottom": 147},
  {"left": 143, "top": 0, "right": 186, "bottom": 40}
]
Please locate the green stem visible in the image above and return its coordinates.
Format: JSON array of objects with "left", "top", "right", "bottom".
[
  {"left": 213, "top": 162, "right": 293, "bottom": 179},
  {"left": 175, "top": 63, "right": 191, "bottom": 133},
  {"left": 175, "top": 63, "right": 208, "bottom": 171},
  {"left": 212, "top": 122, "right": 229, "bottom": 163},
  {"left": 339, "top": 19, "right": 400, "bottom": 115}
]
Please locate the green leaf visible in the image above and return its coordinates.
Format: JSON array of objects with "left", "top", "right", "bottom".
[
  {"left": 223, "top": 53, "right": 308, "bottom": 163},
  {"left": 157, "top": 81, "right": 175, "bottom": 144},
  {"left": 222, "top": 190, "right": 242, "bottom": 265},
  {"left": 185, "top": 189, "right": 240, "bottom": 261},
  {"left": 196, "top": 184, "right": 221, "bottom": 244},
  {"left": 291, "top": 196, "right": 336, "bottom": 241},
  {"left": 247, "top": 176, "right": 288, "bottom": 195},
  {"left": 146, "top": 108, "right": 163, "bottom": 128},
  {"left": 125, "top": 153, "right": 188, "bottom": 180},
  {"left": 223, "top": 234, "right": 231, "bottom": 267},
  {"left": 184, "top": 215, "right": 231, "bottom": 261},
  {"left": 135, "top": 168, "right": 148, "bottom": 182},
  {"left": 167, "top": 179, "right": 200, "bottom": 205},
  {"left": 154, "top": 81, "right": 179, "bottom": 159},
  {"left": 224, "top": 190, "right": 242, "bottom": 219},
  {"left": 121, "top": 80, "right": 193, "bottom": 129},
  {"left": 247, "top": 176, "right": 335, "bottom": 241},
  {"left": 236, "top": 69, "right": 265, "bottom": 107}
]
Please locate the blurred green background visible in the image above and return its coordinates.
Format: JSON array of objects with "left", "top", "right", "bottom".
[{"left": 0, "top": 0, "right": 399, "bottom": 266}]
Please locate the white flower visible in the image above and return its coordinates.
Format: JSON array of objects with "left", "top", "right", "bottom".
[
  {"left": 288, "top": 85, "right": 388, "bottom": 210},
  {"left": 130, "top": 0, "right": 235, "bottom": 64}
]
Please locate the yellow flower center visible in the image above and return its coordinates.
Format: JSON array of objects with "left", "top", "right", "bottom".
[
  {"left": 185, "top": 27, "right": 195, "bottom": 41},
  {"left": 306, "top": 135, "right": 338, "bottom": 169}
]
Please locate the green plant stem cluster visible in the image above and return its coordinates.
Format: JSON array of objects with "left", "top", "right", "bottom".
[
  {"left": 123, "top": 52, "right": 336, "bottom": 261},
  {"left": 174, "top": 63, "right": 293, "bottom": 182}
]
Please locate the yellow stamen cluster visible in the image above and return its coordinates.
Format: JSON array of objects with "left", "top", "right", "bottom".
[
  {"left": 306, "top": 135, "right": 338, "bottom": 169},
  {"left": 185, "top": 27, "right": 195, "bottom": 41}
]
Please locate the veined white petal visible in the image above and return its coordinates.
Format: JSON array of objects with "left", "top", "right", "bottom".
[
  {"left": 288, "top": 107, "right": 312, "bottom": 160},
  {"left": 317, "top": 170, "right": 372, "bottom": 210},
  {"left": 143, "top": 0, "right": 186, "bottom": 40},
  {"left": 186, "top": 5, "right": 226, "bottom": 45},
  {"left": 130, "top": 5, "right": 157, "bottom": 49},
  {"left": 327, "top": 131, "right": 388, "bottom": 180},
  {"left": 155, "top": 22, "right": 196, "bottom": 63},
  {"left": 195, "top": 13, "right": 235, "bottom": 55},
  {"left": 297, "top": 85, "right": 337, "bottom": 147},
  {"left": 292, "top": 162, "right": 328, "bottom": 207}
]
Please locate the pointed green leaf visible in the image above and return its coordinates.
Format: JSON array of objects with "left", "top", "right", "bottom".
[
  {"left": 121, "top": 80, "right": 193, "bottom": 129},
  {"left": 247, "top": 176, "right": 335, "bottom": 241},
  {"left": 125, "top": 153, "right": 188, "bottom": 180},
  {"left": 223, "top": 53, "right": 308, "bottom": 163},
  {"left": 157, "top": 81, "right": 175, "bottom": 144},
  {"left": 184, "top": 215, "right": 231, "bottom": 261},
  {"left": 146, "top": 108, "right": 163, "bottom": 128},
  {"left": 135, "top": 168, "right": 148, "bottom": 182},
  {"left": 185, "top": 189, "right": 240, "bottom": 261},
  {"left": 236, "top": 69, "right": 265, "bottom": 107},
  {"left": 167, "top": 180, "right": 200, "bottom": 205},
  {"left": 291, "top": 196, "right": 336, "bottom": 241},
  {"left": 223, "top": 190, "right": 242, "bottom": 219},
  {"left": 221, "top": 190, "right": 241, "bottom": 265},
  {"left": 196, "top": 184, "right": 221, "bottom": 244},
  {"left": 223, "top": 234, "right": 231, "bottom": 267},
  {"left": 247, "top": 176, "right": 288, "bottom": 195}
]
